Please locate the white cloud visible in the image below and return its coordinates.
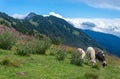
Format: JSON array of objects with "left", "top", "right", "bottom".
[
  {"left": 66, "top": 18, "right": 120, "bottom": 37},
  {"left": 66, "top": 0, "right": 120, "bottom": 10},
  {"left": 85, "top": 0, "right": 120, "bottom": 10},
  {"left": 12, "top": 13, "right": 28, "bottom": 19},
  {"left": 49, "top": 12, "right": 63, "bottom": 18},
  {"left": 44, "top": 12, "right": 63, "bottom": 18}
]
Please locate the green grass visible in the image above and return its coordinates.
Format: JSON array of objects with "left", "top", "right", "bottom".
[
  {"left": 29, "top": 19, "right": 39, "bottom": 26},
  {"left": 72, "top": 30, "right": 80, "bottom": 36},
  {"left": 0, "top": 49, "right": 120, "bottom": 79}
]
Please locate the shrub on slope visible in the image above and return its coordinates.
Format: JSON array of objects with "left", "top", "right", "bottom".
[{"left": 0, "top": 31, "right": 17, "bottom": 50}]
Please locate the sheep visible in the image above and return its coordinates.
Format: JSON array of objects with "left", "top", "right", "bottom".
[
  {"left": 95, "top": 48, "right": 107, "bottom": 67},
  {"left": 86, "top": 47, "right": 96, "bottom": 66},
  {"left": 77, "top": 48, "right": 86, "bottom": 60}
]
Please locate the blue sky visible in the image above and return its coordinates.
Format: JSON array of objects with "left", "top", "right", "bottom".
[{"left": 0, "top": 0, "right": 120, "bottom": 18}]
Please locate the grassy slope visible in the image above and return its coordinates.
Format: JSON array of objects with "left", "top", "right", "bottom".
[{"left": 0, "top": 49, "right": 120, "bottom": 79}]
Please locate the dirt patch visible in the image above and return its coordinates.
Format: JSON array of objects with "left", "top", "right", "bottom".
[{"left": 15, "top": 71, "right": 27, "bottom": 76}]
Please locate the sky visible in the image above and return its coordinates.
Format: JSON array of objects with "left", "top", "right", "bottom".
[{"left": 0, "top": 0, "right": 120, "bottom": 18}]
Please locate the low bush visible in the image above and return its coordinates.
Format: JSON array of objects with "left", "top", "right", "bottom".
[
  {"left": 56, "top": 49, "right": 66, "bottom": 61},
  {"left": 15, "top": 38, "right": 51, "bottom": 56},
  {"left": 0, "top": 57, "right": 11, "bottom": 66},
  {"left": 34, "top": 39, "right": 52, "bottom": 54},
  {"left": 0, "top": 57, "right": 22, "bottom": 67},
  {"left": 70, "top": 51, "right": 84, "bottom": 66},
  {"left": 15, "top": 41, "right": 34, "bottom": 56},
  {"left": 52, "top": 37, "right": 62, "bottom": 45},
  {"left": 0, "top": 31, "right": 17, "bottom": 50},
  {"left": 66, "top": 47, "right": 74, "bottom": 54},
  {"left": 46, "top": 45, "right": 59, "bottom": 56}
]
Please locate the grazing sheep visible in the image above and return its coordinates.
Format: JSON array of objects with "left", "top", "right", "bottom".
[
  {"left": 95, "top": 48, "right": 107, "bottom": 67},
  {"left": 86, "top": 47, "right": 96, "bottom": 66},
  {"left": 77, "top": 48, "right": 86, "bottom": 60}
]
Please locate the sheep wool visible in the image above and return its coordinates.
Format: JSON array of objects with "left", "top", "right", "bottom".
[
  {"left": 86, "top": 47, "right": 96, "bottom": 65},
  {"left": 77, "top": 48, "right": 86, "bottom": 59}
]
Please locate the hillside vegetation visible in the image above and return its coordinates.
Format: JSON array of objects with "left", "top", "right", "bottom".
[
  {"left": 0, "top": 49, "right": 120, "bottom": 79},
  {"left": 0, "top": 25, "right": 120, "bottom": 79}
]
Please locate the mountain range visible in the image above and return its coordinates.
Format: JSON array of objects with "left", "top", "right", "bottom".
[
  {"left": 1, "top": 11, "right": 120, "bottom": 57},
  {"left": 0, "top": 12, "right": 101, "bottom": 50}
]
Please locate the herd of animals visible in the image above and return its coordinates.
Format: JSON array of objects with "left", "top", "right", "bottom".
[{"left": 77, "top": 47, "right": 107, "bottom": 67}]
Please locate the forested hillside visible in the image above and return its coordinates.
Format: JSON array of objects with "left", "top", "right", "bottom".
[{"left": 0, "top": 12, "right": 101, "bottom": 49}]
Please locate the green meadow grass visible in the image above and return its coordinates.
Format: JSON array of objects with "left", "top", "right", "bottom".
[{"left": 0, "top": 49, "right": 120, "bottom": 79}]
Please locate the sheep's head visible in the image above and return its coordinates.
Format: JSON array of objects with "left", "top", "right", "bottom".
[{"left": 102, "top": 61, "right": 107, "bottom": 67}]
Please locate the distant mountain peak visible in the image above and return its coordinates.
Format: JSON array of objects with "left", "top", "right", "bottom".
[{"left": 25, "top": 12, "right": 37, "bottom": 20}]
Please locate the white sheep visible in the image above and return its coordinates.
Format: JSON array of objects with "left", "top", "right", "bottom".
[
  {"left": 77, "top": 48, "right": 86, "bottom": 60},
  {"left": 86, "top": 47, "right": 96, "bottom": 66}
]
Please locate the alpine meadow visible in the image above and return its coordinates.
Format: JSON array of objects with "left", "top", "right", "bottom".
[{"left": 0, "top": 0, "right": 120, "bottom": 79}]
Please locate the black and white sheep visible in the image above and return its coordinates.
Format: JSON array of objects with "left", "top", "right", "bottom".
[{"left": 95, "top": 48, "right": 107, "bottom": 67}]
